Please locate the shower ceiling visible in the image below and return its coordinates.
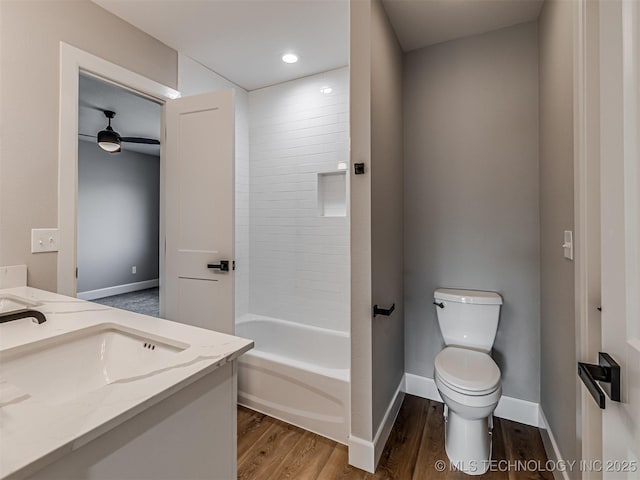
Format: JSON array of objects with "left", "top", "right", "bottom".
[{"left": 91, "top": 0, "right": 349, "bottom": 91}]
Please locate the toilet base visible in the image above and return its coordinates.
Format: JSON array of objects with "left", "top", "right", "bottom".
[{"left": 444, "top": 409, "right": 493, "bottom": 475}]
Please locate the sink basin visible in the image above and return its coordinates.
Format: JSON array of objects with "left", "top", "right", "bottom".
[
  {"left": 0, "top": 294, "right": 41, "bottom": 314},
  {"left": 0, "top": 324, "right": 189, "bottom": 405}
]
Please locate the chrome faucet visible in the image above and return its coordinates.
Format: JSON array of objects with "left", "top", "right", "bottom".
[{"left": 0, "top": 309, "right": 47, "bottom": 324}]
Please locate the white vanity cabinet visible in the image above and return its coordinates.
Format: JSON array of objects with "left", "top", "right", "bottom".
[
  {"left": 0, "top": 287, "right": 252, "bottom": 480},
  {"left": 27, "top": 363, "right": 238, "bottom": 480}
]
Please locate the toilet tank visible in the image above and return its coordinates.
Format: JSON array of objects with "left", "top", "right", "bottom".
[{"left": 434, "top": 288, "right": 503, "bottom": 352}]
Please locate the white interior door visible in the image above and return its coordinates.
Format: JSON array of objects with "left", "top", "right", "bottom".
[
  {"left": 599, "top": 0, "right": 640, "bottom": 472},
  {"left": 164, "top": 89, "right": 235, "bottom": 334}
]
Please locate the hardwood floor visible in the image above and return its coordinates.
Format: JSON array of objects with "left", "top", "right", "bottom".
[{"left": 237, "top": 395, "right": 554, "bottom": 480}]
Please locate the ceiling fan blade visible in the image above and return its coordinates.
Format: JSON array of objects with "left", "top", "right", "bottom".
[
  {"left": 80, "top": 103, "right": 112, "bottom": 112},
  {"left": 78, "top": 133, "right": 97, "bottom": 139},
  {"left": 121, "top": 137, "right": 160, "bottom": 145}
]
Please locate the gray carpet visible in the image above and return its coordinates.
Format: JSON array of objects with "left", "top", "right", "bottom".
[{"left": 93, "top": 287, "right": 159, "bottom": 317}]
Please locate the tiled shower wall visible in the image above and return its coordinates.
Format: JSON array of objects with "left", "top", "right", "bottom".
[
  {"left": 234, "top": 91, "right": 250, "bottom": 318},
  {"left": 248, "top": 67, "right": 350, "bottom": 332}
]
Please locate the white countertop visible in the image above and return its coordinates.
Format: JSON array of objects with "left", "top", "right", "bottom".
[{"left": 0, "top": 287, "right": 253, "bottom": 479}]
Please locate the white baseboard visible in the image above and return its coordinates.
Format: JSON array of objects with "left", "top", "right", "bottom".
[
  {"left": 538, "top": 408, "right": 570, "bottom": 480},
  {"left": 347, "top": 435, "right": 375, "bottom": 473},
  {"left": 404, "top": 373, "right": 541, "bottom": 427},
  {"left": 77, "top": 279, "right": 159, "bottom": 301},
  {"left": 405, "top": 372, "right": 441, "bottom": 400},
  {"left": 373, "top": 378, "right": 405, "bottom": 468},
  {"left": 348, "top": 376, "right": 405, "bottom": 473},
  {"left": 494, "top": 395, "right": 540, "bottom": 427}
]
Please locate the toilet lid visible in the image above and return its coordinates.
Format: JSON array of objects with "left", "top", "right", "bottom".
[{"left": 435, "top": 347, "right": 501, "bottom": 393}]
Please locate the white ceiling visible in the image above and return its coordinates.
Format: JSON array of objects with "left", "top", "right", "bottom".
[
  {"left": 382, "top": 0, "right": 544, "bottom": 52},
  {"left": 92, "top": 0, "right": 349, "bottom": 91},
  {"left": 78, "top": 73, "right": 161, "bottom": 156},
  {"left": 90, "top": 0, "right": 541, "bottom": 90}
]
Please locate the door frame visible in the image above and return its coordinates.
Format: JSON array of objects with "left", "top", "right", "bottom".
[
  {"left": 57, "top": 43, "right": 180, "bottom": 314},
  {"left": 573, "top": 0, "right": 603, "bottom": 471},
  {"left": 575, "top": 0, "right": 640, "bottom": 469}
]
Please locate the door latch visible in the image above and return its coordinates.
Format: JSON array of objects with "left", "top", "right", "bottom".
[
  {"left": 578, "top": 352, "right": 621, "bottom": 409},
  {"left": 207, "top": 260, "right": 230, "bottom": 272}
]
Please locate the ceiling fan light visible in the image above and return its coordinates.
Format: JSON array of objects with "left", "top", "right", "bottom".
[
  {"left": 97, "top": 127, "right": 121, "bottom": 153},
  {"left": 98, "top": 141, "right": 121, "bottom": 153}
]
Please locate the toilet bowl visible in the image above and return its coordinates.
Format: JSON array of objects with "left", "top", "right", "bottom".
[
  {"left": 432, "top": 288, "right": 503, "bottom": 475},
  {"left": 435, "top": 346, "right": 501, "bottom": 475}
]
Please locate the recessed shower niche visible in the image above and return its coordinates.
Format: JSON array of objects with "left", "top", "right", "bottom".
[{"left": 318, "top": 171, "right": 347, "bottom": 217}]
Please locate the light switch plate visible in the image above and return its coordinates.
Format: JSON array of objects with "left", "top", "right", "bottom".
[
  {"left": 31, "top": 228, "right": 59, "bottom": 253},
  {"left": 563, "top": 230, "right": 574, "bottom": 260}
]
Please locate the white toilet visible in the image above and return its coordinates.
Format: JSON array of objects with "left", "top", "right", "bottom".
[{"left": 433, "top": 288, "right": 503, "bottom": 475}]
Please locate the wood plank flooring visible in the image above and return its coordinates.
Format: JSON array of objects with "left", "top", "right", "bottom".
[{"left": 237, "top": 395, "right": 554, "bottom": 480}]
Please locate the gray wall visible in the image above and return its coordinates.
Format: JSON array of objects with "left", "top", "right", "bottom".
[
  {"left": 350, "top": 0, "right": 404, "bottom": 445},
  {"left": 538, "top": 0, "right": 578, "bottom": 467},
  {"left": 77, "top": 140, "right": 160, "bottom": 293},
  {"left": 350, "top": 0, "right": 374, "bottom": 441},
  {"left": 0, "top": 0, "right": 177, "bottom": 291},
  {"left": 403, "top": 22, "right": 541, "bottom": 402},
  {"left": 371, "top": 0, "right": 405, "bottom": 434}
]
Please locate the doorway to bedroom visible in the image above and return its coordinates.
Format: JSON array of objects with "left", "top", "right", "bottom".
[{"left": 75, "top": 72, "right": 161, "bottom": 317}]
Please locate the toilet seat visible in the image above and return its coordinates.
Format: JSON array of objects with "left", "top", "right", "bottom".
[
  {"left": 435, "top": 347, "right": 501, "bottom": 396},
  {"left": 436, "top": 374, "right": 502, "bottom": 410}
]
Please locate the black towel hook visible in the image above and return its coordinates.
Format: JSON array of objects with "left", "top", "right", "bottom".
[{"left": 373, "top": 304, "right": 395, "bottom": 317}]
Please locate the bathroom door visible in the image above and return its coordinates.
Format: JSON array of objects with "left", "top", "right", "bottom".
[
  {"left": 597, "top": 0, "right": 640, "bottom": 472},
  {"left": 163, "top": 89, "right": 235, "bottom": 334}
]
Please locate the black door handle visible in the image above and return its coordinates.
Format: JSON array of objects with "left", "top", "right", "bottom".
[
  {"left": 578, "top": 352, "right": 621, "bottom": 409},
  {"left": 207, "top": 260, "right": 230, "bottom": 272}
]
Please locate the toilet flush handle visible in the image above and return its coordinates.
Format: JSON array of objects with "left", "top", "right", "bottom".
[{"left": 433, "top": 301, "right": 445, "bottom": 309}]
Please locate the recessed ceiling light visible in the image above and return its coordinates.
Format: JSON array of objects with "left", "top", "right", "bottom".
[
  {"left": 282, "top": 53, "right": 298, "bottom": 64},
  {"left": 320, "top": 86, "right": 333, "bottom": 94}
]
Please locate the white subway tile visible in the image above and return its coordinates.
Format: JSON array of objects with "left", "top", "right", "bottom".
[{"left": 246, "top": 67, "right": 350, "bottom": 330}]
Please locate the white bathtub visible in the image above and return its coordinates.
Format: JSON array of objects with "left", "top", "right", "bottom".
[{"left": 235, "top": 314, "right": 350, "bottom": 443}]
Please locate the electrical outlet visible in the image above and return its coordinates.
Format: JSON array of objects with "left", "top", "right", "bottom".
[
  {"left": 132, "top": 266, "right": 137, "bottom": 274},
  {"left": 31, "top": 228, "right": 59, "bottom": 253}
]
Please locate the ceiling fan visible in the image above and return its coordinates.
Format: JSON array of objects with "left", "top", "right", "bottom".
[{"left": 91, "top": 110, "right": 160, "bottom": 154}]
